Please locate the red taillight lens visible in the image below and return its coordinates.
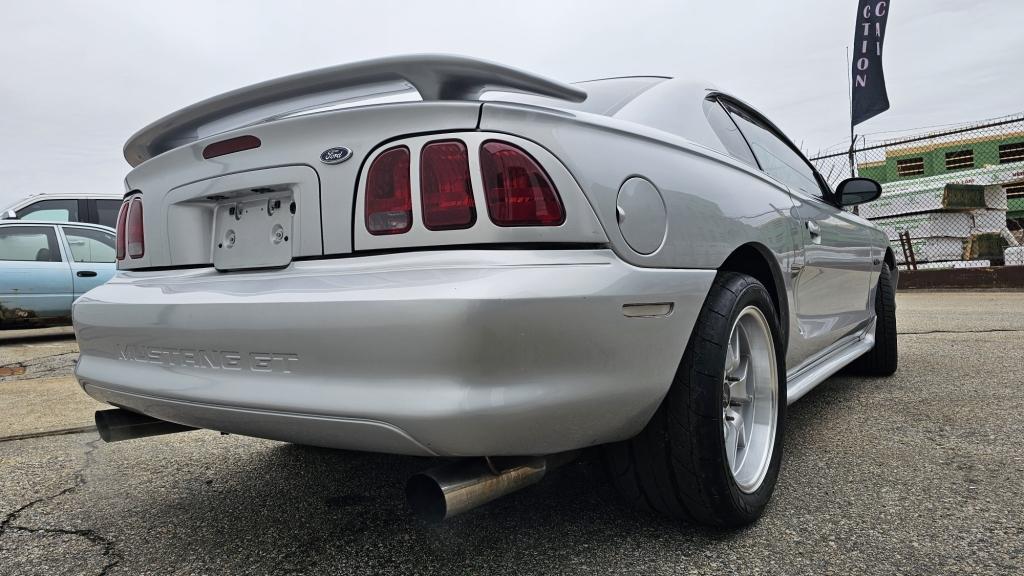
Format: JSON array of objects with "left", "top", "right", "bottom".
[
  {"left": 420, "top": 140, "right": 475, "bottom": 230},
  {"left": 115, "top": 200, "right": 129, "bottom": 260},
  {"left": 365, "top": 146, "right": 412, "bottom": 235},
  {"left": 479, "top": 141, "right": 564, "bottom": 226},
  {"left": 126, "top": 197, "right": 145, "bottom": 258}
]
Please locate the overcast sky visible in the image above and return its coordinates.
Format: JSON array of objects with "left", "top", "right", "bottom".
[{"left": 1, "top": 0, "right": 1021, "bottom": 208}]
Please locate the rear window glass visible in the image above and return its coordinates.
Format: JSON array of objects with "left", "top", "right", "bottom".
[
  {"left": 483, "top": 77, "right": 666, "bottom": 116},
  {"left": 703, "top": 99, "right": 758, "bottom": 169},
  {"left": 95, "top": 200, "right": 122, "bottom": 228}
]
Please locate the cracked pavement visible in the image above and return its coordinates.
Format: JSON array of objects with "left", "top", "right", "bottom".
[
  {"left": 0, "top": 292, "right": 1022, "bottom": 575},
  {"left": 1, "top": 327, "right": 106, "bottom": 442},
  {"left": 0, "top": 327, "right": 78, "bottom": 382},
  {"left": 1, "top": 439, "right": 119, "bottom": 575}
]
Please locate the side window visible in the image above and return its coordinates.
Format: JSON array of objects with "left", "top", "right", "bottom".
[
  {"left": 0, "top": 226, "right": 62, "bottom": 262},
  {"left": 95, "top": 200, "right": 122, "bottom": 228},
  {"left": 703, "top": 99, "right": 758, "bottom": 169},
  {"left": 722, "top": 103, "right": 825, "bottom": 199},
  {"left": 17, "top": 199, "right": 79, "bottom": 222},
  {"left": 62, "top": 227, "right": 116, "bottom": 263}
]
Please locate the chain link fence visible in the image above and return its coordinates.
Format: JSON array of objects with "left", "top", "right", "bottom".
[{"left": 809, "top": 115, "right": 1024, "bottom": 270}]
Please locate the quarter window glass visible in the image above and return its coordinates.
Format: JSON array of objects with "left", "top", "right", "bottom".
[
  {"left": 0, "top": 226, "right": 62, "bottom": 262},
  {"left": 63, "top": 227, "right": 116, "bottom": 263},
  {"left": 723, "top": 104, "right": 823, "bottom": 198},
  {"left": 703, "top": 99, "right": 758, "bottom": 169},
  {"left": 95, "top": 200, "right": 121, "bottom": 228},
  {"left": 17, "top": 199, "right": 79, "bottom": 222}
]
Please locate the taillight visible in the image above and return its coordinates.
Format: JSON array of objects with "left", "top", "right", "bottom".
[
  {"left": 365, "top": 146, "right": 412, "bottom": 235},
  {"left": 420, "top": 140, "right": 475, "bottom": 230},
  {"left": 115, "top": 200, "right": 129, "bottom": 260},
  {"left": 126, "top": 197, "right": 145, "bottom": 258},
  {"left": 479, "top": 141, "right": 564, "bottom": 226}
]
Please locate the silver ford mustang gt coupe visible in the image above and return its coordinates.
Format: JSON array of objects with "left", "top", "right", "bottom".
[{"left": 73, "top": 54, "right": 897, "bottom": 526}]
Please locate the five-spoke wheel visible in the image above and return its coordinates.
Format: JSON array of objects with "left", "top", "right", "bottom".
[
  {"left": 722, "top": 306, "right": 778, "bottom": 494},
  {"left": 604, "top": 271, "right": 786, "bottom": 526}
]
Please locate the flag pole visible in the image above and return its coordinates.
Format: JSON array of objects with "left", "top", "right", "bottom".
[{"left": 846, "top": 45, "right": 857, "bottom": 178}]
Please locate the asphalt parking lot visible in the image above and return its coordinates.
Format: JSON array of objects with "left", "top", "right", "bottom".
[{"left": 1, "top": 292, "right": 1023, "bottom": 575}]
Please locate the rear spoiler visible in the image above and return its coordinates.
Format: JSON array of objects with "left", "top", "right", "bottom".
[{"left": 123, "top": 54, "right": 587, "bottom": 166}]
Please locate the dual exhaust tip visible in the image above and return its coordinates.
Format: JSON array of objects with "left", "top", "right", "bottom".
[{"left": 95, "top": 408, "right": 574, "bottom": 522}]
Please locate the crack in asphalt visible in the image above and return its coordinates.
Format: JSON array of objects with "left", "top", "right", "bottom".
[
  {"left": 0, "top": 351, "right": 78, "bottom": 382},
  {"left": 0, "top": 437, "right": 121, "bottom": 575},
  {"left": 0, "top": 361, "right": 27, "bottom": 377},
  {"left": 899, "top": 328, "right": 1024, "bottom": 335}
]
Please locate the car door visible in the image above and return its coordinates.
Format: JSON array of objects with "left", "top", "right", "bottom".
[
  {"left": 0, "top": 224, "right": 74, "bottom": 323},
  {"left": 785, "top": 188, "right": 877, "bottom": 363},
  {"left": 58, "top": 225, "right": 117, "bottom": 299},
  {"left": 721, "top": 101, "right": 875, "bottom": 369}
]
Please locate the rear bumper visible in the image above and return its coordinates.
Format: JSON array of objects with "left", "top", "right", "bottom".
[{"left": 74, "top": 249, "right": 715, "bottom": 456}]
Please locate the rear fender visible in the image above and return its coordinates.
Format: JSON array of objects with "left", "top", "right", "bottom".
[{"left": 479, "top": 102, "right": 801, "bottom": 272}]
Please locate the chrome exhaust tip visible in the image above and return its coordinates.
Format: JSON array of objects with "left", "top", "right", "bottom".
[
  {"left": 406, "top": 452, "right": 577, "bottom": 522},
  {"left": 95, "top": 408, "right": 196, "bottom": 443}
]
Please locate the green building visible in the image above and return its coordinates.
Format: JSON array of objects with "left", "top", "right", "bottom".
[{"left": 857, "top": 131, "right": 1024, "bottom": 224}]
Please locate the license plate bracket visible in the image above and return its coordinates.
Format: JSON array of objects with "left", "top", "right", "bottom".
[{"left": 213, "top": 191, "right": 294, "bottom": 271}]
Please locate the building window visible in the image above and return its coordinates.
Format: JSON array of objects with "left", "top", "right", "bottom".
[
  {"left": 945, "top": 149, "right": 974, "bottom": 171},
  {"left": 999, "top": 142, "right": 1024, "bottom": 164},
  {"left": 1005, "top": 182, "right": 1024, "bottom": 199},
  {"left": 896, "top": 157, "right": 925, "bottom": 177}
]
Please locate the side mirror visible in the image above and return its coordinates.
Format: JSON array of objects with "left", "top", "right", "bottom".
[
  {"left": 835, "top": 177, "right": 882, "bottom": 206},
  {"left": 1, "top": 209, "right": 16, "bottom": 220}
]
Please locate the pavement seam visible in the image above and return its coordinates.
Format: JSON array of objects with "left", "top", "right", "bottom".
[
  {"left": 0, "top": 437, "right": 121, "bottom": 576},
  {"left": 0, "top": 425, "right": 98, "bottom": 443},
  {"left": 898, "top": 329, "right": 1024, "bottom": 335},
  {"left": 0, "top": 349, "right": 77, "bottom": 365}
]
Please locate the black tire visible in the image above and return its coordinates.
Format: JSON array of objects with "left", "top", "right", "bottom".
[
  {"left": 603, "top": 271, "right": 786, "bottom": 527},
  {"left": 845, "top": 265, "right": 898, "bottom": 376}
]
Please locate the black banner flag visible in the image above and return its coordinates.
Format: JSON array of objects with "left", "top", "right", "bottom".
[{"left": 851, "top": 0, "right": 891, "bottom": 126}]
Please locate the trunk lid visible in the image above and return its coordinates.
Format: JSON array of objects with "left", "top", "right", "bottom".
[{"left": 121, "top": 101, "right": 482, "bottom": 270}]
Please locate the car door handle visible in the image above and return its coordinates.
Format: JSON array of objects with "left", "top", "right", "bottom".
[
  {"left": 76, "top": 270, "right": 98, "bottom": 277},
  {"left": 806, "top": 220, "right": 822, "bottom": 244}
]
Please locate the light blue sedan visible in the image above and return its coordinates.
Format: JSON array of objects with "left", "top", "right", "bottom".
[{"left": 0, "top": 221, "right": 116, "bottom": 328}]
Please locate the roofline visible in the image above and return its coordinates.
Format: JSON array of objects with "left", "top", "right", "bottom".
[
  {"left": 0, "top": 221, "right": 115, "bottom": 231},
  {"left": 9, "top": 192, "right": 122, "bottom": 198},
  {"left": 1, "top": 193, "right": 123, "bottom": 213},
  {"left": 883, "top": 130, "right": 1024, "bottom": 158}
]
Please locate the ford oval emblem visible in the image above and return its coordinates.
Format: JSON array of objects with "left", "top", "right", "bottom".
[{"left": 320, "top": 146, "right": 352, "bottom": 165}]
